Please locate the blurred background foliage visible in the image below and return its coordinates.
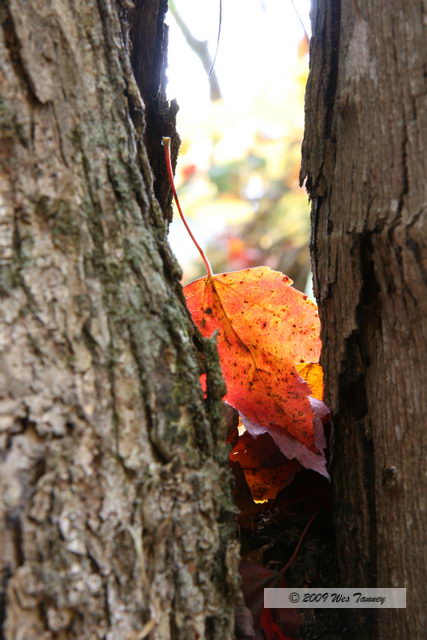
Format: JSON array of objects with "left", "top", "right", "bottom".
[{"left": 166, "top": 0, "right": 311, "bottom": 292}]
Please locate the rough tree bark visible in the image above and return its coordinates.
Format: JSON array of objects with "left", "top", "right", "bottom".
[
  {"left": 0, "top": 1, "right": 238, "bottom": 638},
  {"left": 302, "top": 1, "right": 427, "bottom": 639}
]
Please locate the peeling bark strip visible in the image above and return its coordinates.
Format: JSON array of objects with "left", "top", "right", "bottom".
[
  {"left": 0, "top": 1, "right": 238, "bottom": 638},
  {"left": 302, "top": 1, "right": 427, "bottom": 639}
]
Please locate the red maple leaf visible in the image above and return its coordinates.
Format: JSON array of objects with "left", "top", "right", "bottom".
[{"left": 184, "top": 267, "right": 321, "bottom": 449}]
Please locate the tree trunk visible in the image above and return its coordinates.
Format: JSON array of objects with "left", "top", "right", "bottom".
[
  {"left": 302, "top": 1, "right": 427, "bottom": 638},
  {"left": 0, "top": 1, "right": 238, "bottom": 638}
]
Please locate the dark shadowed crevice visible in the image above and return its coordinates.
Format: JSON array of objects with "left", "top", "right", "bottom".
[
  {"left": 332, "top": 234, "right": 380, "bottom": 639},
  {"left": 324, "top": 0, "right": 342, "bottom": 141},
  {"left": 129, "top": 0, "right": 180, "bottom": 217}
]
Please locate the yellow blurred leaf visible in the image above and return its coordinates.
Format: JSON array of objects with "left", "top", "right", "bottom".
[{"left": 296, "top": 362, "right": 324, "bottom": 401}]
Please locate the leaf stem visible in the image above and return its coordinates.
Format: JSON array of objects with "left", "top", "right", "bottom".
[
  {"left": 279, "top": 494, "right": 328, "bottom": 577},
  {"left": 162, "top": 137, "right": 213, "bottom": 277}
]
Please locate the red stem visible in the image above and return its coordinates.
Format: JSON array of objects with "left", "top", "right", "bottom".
[{"left": 162, "top": 137, "right": 213, "bottom": 277}]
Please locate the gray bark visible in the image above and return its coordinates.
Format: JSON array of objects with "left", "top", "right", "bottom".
[
  {"left": 0, "top": 1, "right": 238, "bottom": 638},
  {"left": 302, "top": 1, "right": 427, "bottom": 638}
]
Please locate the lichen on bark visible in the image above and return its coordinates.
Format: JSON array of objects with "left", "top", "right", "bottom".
[{"left": 0, "top": 1, "right": 238, "bottom": 638}]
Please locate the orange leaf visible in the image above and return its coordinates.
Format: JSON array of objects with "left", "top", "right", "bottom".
[
  {"left": 230, "top": 431, "right": 301, "bottom": 501},
  {"left": 184, "top": 267, "right": 321, "bottom": 449},
  {"left": 298, "top": 34, "right": 310, "bottom": 59}
]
